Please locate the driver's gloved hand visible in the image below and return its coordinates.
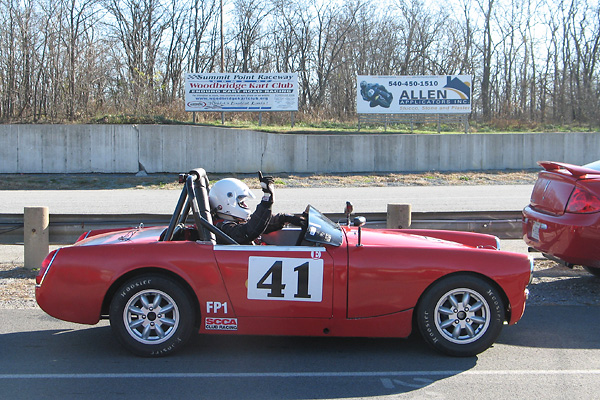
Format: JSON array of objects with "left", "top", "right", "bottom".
[
  {"left": 258, "top": 171, "right": 275, "bottom": 203},
  {"left": 284, "top": 214, "right": 306, "bottom": 227}
]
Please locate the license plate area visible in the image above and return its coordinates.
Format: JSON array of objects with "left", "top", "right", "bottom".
[{"left": 531, "top": 221, "right": 546, "bottom": 241}]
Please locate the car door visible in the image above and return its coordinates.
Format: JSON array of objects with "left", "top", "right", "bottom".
[{"left": 213, "top": 245, "right": 334, "bottom": 318}]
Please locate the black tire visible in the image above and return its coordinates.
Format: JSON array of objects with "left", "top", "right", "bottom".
[
  {"left": 416, "top": 275, "right": 505, "bottom": 357},
  {"left": 583, "top": 266, "right": 600, "bottom": 278},
  {"left": 109, "top": 274, "right": 195, "bottom": 357}
]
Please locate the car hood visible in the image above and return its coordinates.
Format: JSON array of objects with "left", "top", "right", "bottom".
[{"left": 345, "top": 228, "right": 472, "bottom": 249}]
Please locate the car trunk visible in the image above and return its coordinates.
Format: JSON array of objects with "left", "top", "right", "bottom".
[
  {"left": 530, "top": 161, "right": 600, "bottom": 216},
  {"left": 529, "top": 161, "right": 600, "bottom": 216},
  {"left": 529, "top": 173, "right": 576, "bottom": 216}
]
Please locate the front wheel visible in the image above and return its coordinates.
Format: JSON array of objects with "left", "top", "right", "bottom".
[
  {"left": 109, "top": 275, "right": 195, "bottom": 357},
  {"left": 416, "top": 275, "right": 505, "bottom": 357}
]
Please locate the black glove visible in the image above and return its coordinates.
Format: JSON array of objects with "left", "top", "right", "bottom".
[
  {"left": 284, "top": 214, "right": 306, "bottom": 227},
  {"left": 258, "top": 171, "right": 274, "bottom": 203}
]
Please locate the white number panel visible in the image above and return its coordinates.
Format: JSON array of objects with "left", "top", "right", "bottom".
[{"left": 247, "top": 256, "right": 324, "bottom": 302}]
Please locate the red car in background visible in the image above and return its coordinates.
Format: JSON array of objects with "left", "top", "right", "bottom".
[
  {"left": 36, "top": 168, "right": 533, "bottom": 357},
  {"left": 523, "top": 160, "right": 600, "bottom": 276}
]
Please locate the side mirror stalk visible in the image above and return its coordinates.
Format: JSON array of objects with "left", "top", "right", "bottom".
[{"left": 353, "top": 216, "right": 366, "bottom": 247}]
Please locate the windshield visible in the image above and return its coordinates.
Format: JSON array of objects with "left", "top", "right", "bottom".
[{"left": 303, "top": 205, "right": 343, "bottom": 247}]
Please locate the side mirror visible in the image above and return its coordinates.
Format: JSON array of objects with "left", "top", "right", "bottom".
[{"left": 353, "top": 216, "right": 366, "bottom": 227}]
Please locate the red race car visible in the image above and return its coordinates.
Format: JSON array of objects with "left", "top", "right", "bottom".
[
  {"left": 523, "top": 160, "right": 600, "bottom": 276},
  {"left": 36, "top": 169, "right": 532, "bottom": 357}
]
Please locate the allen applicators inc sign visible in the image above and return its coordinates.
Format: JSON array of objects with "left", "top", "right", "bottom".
[{"left": 357, "top": 75, "right": 472, "bottom": 114}]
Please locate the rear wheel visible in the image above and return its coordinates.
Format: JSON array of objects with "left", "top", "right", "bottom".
[
  {"left": 109, "top": 275, "right": 195, "bottom": 356},
  {"left": 416, "top": 275, "right": 504, "bottom": 357}
]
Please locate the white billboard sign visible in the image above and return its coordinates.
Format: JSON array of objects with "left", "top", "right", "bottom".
[
  {"left": 357, "top": 75, "right": 472, "bottom": 114},
  {"left": 185, "top": 72, "right": 298, "bottom": 112}
]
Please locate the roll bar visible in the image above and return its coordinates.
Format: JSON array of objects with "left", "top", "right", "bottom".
[{"left": 161, "top": 168, "right": 237, "bottom": 244}]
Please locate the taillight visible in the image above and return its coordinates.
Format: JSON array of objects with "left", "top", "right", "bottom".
[
  {"left": 566, "top": 187, "right": 600, "bottom": 213},
  {"left": 36, "top": 249, "right": 59, "bottom": 287}
]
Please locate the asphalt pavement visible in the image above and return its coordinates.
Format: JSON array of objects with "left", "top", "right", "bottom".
[
  {"left": 2, "top": 306, "right": 600, "bottom": 399},
  {"left": 0, "top": 185, "right": 534, "bottom": 262},
  {"left": 0, "top": 185, "right": 534, "bottom": 214}
]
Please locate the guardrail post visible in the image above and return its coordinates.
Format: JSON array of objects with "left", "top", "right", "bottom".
[
  {"left": 24, "top": 206, "right": 49, "bottom": 270},
  {"left": 387, "top": 203, "right": 412, "bottom": 229}
]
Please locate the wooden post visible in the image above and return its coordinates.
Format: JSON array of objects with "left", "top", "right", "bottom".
[
  {"left": 386, "top": 203, "right": 412, "bottom": 229},
  {"left": 24, "top": 206, "right": 49, "bottom": 270}
]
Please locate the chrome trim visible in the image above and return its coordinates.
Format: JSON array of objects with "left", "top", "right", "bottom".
[
  {"left": 35, "top": 249, "right": 60, "bottom": 288},
  {"left": 214, "top": 245, "right": 327, "bottom": 252},
  {"left": 528, "top": 256, "right": 535, "bottom": 284},
  {"left": 494, "top": 236, "right": 501, "bottom": 250}
]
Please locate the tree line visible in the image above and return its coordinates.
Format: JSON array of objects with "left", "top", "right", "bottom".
[{"left": 0, "top": 0, "right": 598, "bottom": 127}]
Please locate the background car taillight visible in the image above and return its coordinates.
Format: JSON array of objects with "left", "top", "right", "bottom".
[
  {"left": 36, "top": 249, "right": 59, "bottom": 287},
  {"left": 566, "top": 187, "right": 600, "bottom": 213}
]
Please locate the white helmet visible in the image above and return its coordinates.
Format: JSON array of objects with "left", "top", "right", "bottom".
[{"left": 209, "top": 178, "right": 256, "bottom": 220}]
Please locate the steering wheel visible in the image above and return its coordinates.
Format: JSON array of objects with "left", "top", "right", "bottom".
[{"left": 295, "top": 212, "right": 309, "bottom": 246}]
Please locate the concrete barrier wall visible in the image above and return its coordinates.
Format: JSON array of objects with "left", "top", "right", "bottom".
[{"left": 1, "top": 124, "right": 598, "bottom": 173}]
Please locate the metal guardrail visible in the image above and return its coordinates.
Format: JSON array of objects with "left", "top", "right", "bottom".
[{"left": 0, "top": 211, "right": 523, "bottom": 245}]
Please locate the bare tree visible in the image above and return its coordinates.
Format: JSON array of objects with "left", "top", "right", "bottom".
[
  {"left": 568, "top": 0, "right": 600, "bottom": 123},
  {"left": 187, "top": 0, "right": 219, "bottom": 73},
  {"left": 58, "top": 0, "right": 103, "bottom": 120},
  {"left": 0, "top": 0, "right": 598, "bottom": 126},
  {"left": 231, "top": 0, "right": 272, "bottom": 72},
  {"left": 104, "top": 0, "right": 168, "bottom": 111},
  {"left": 476, "top": 0, "right": 495, "bottom": 122},
  {"left": 0, "top": 0, "right": 20, "bottom": 119}
]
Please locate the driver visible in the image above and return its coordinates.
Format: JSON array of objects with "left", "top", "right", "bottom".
[{"left": 208, "top": 172, "right": 305, "bottom": 245}]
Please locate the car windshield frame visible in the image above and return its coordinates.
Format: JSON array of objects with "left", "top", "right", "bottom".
[{"left": 303, "top": 205, "right": 343, "bottom": 247}]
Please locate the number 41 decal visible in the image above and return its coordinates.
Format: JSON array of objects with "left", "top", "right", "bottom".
[{"left": 247, "top": 257, "right": 324, "bottom": 302}]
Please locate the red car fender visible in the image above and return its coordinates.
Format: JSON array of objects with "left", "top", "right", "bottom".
[
  {"left": 36, "top": 241, "right": 229, "bottom": 325},
  {"left": 344, "top": 228, "right": 530, "bottom": 324}
]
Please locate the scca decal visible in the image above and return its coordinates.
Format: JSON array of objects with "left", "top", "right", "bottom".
[{"left": 205, "top": 318, "right": 238, "bottom": 331}]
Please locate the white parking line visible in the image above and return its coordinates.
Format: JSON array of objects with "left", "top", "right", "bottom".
[{"left": 2, "top": 370, "right": 600, "bottom": 379}]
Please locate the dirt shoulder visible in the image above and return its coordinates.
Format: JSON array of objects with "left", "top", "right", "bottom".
[{"left": 0, "top": 170, "right": 539, "bottom": 190}]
